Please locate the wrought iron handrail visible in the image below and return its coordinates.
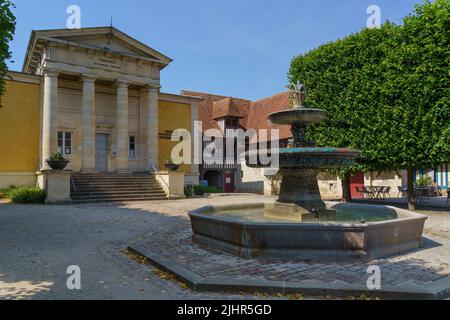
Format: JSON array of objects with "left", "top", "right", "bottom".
[
  {"left": 70, "top": 175, "right": 77, "bottom": 191},
  {"left": 151, "top": 165, "right": 170, "bottom": 197},
  {"left": 248, "top": 165, "right": 272, "bottom": 186}
]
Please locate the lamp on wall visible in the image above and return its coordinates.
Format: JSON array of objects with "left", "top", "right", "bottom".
[{"left": 111, "top": 144, "right": 117, "bottom": 156}]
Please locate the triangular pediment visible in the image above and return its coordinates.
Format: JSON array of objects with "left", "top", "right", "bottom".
[
  {"left": 23, "top": 27, "right": 172, "bottom": 73},
  {"left": 56, "top": 34, "right": 151, "bottom": 57}
]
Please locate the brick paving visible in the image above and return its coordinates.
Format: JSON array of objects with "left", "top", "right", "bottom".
[{"left": 127, "top": 196, "right": 450, "bottom": 290}]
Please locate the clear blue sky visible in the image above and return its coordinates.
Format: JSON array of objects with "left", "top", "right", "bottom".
[{"left": 8, "top": 0, "right": 423, "bottom": 100}]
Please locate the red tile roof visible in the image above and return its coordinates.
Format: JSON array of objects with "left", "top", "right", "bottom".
[
  {"left": 213, "top": 97, "right": 249, "bottom": 120},
  {"left": 180, "top": 90, "right": 292, "bottom": 141},
  {"left": 247, "top": 92, "right": 292, "bottom": 141}
]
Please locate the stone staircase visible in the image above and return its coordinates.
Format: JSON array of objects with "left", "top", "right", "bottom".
[{"left": 70, "top": 173, "right": 168, "bottom": 203}]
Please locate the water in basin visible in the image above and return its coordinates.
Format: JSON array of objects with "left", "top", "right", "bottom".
[{"left": 212, "top": 207, "right": 399, "bottom": 224}]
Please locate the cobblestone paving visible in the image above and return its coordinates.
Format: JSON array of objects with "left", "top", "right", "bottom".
[
  {"left": 1, "top": 195, "right": 447, "bottom": 299},
  {"left": 128, "top": 197, "right": 450, "bottom": 289}
]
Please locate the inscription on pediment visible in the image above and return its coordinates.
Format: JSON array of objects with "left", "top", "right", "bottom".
[{"left": 93, "top": 56, "right": 122, "bottom": 71}]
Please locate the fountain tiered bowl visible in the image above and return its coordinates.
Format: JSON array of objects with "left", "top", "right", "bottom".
[{"left": 246, "top": 106, "right": 361, "bottom": 213}]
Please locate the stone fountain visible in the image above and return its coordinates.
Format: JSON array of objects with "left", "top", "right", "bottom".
[
  {"left": 189, "top": 83, "right": 427, "bottom": 261},
  {"left": 248, "top": 82, "right": 360, "bottom": 220}
]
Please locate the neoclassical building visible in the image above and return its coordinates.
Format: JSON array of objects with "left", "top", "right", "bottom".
[{"left": 0, "top": 27, "right": 200, "bottom": 190}]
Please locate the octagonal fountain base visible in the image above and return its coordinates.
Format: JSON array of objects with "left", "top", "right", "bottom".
[{"left": 188, "top": 202, "right": 427, "bottom": 262}]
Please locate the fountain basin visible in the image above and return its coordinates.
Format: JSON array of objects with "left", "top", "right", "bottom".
[
  {"left": 268, "top": 107, "right": 328, "bottom": 126},
  {"left": 189, "top": 202, "right": 427, "bottom": 261},
  {"left": 247, "top": 148, "right": 361, "bottom": 169}
]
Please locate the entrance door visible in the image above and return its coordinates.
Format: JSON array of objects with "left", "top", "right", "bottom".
[
  {"left": 224, "top": 172, "right": 234, "bottom": 193},
  {"left": 95, "top": 134, "right": 108, "bottom": 172},
  {"left": 350, "top": 172, "right": 365, "bottom": 199}
]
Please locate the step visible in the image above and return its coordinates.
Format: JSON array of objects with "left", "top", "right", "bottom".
[
  {"left": 72, "top": 180, "right": 157, "bottom": 183},
  {"left": 72, "top": 174, "right": 155, "bottom": 179},
  {"left": 71, "top": 197, "right": 167, "bottom": 204},
  {"left": 73, "top": 178, "right": 156, "bottom": 182},
  {"left": 72, "top": 175, "right": 156, "bottom": 180},
  {"left": 72, "top": 186, "right": 164, "bottom": 191},
  {"left": 72, "top": 194, "right": 167, "bottom": 199},
  {"left": 72, "top": 189, "right": 164, "bottom": 194},
  {"left": 71, "top": 195, "right": 168, "bottom": 202},
  {"left": 72, "top": 179, "right": 158, "bottom": 183},
  {"left": 70, "top": 173, "right": 166, "bottom": 203},
  {"left": 71, "top": 186, "right": 164, "bottom": 191},
  {"left": 71, "top": 191, "right": 167, "bottom": 197},
  {"left": 72, "top": 183, "right": 161, "bottom": 188},
  {"left": 73, "top": 191, "right": 165, "bottom": 197},
  {"left": 72, "top": 182, "right": 162, "bottom": 187},
  {"left": 72, "top": 182, "right": 161, "bottom": 188},
  {"left": 72, "top": 175, "right": 155, "bottom": 178}
]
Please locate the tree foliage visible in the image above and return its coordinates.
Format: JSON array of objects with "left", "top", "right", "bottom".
[
  {"left": 288, "top": 0, "right": 450, "bottom": 205},
  {"left": 0, "top": 0, "right": 15, "bottom": 107}
]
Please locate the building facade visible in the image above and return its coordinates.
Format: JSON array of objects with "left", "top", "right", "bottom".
[
  {"left": 180, "top": 90, "right": 291, "bottom": 193},
  {"left": 0, "top": 27, "right": 200, "bottom": 188}
]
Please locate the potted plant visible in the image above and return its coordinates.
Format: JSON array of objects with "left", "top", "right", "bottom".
[
  {"left": 164, "top": 156, "right": 180, "bottom": 171},
  {"left": 415, "top": 175, "right": 433, "bottom": 188},
  {"left": 46, "top": 152, "right": 70, "bottom": 170}
]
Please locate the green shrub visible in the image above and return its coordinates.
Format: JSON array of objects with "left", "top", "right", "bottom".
[
  {"left": 184, "top": 186, "right": 193, "bottom": 198},
  {"left": 415, "top": 175, "right": 433, "bottom": 187},
  {"left": 48, "top": 152, "right": 67, "bottom": 161},
  {"left": 193, "top": 185, "right": 222, "bottom": 196},
  {"left": 0, "top": 186, "right": 46, "bottom": 204},
  {"left": 0, "top": 185, "right": 16, "bottom": 199}
]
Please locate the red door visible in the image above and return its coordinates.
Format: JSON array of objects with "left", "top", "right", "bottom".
[
  {"left": 224, "top": 173, "right": 234, "bottom": 193},
  {"left": 350, "top": 172, "right": 365, "bottom": 199}
]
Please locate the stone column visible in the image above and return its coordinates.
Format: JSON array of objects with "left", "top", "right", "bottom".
[
  {"left": 116, "top": 80, "right": 130, "bottom": 173},
  {"left": 190, "top": 100, "right": 201, "bottom": 181},
  {"left": 41, "top": 70, "right": 59, "bottom": 170},
  {"left": 81, "top": 75, "right": 97, "bottom": 172},
  {"left": 144, "top": 85, "right": 160, "bottom": 171}
]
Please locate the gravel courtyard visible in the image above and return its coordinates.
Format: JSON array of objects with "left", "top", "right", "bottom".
[
  {"left": 0, "top": 195, "right": 449, "bottom": 300},
  {"left": 0, "top": 195, "right": 273, "bottom": 300}
]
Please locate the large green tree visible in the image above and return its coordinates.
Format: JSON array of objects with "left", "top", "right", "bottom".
[
  {"left": 0, "top": 0, "right": 15, "bottom": 106},
  {"left": 288, "top": 0, "right": 450, "bottom": 209}
]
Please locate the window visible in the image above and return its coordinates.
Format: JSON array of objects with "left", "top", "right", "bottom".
[
  {"left": 129, "top": 136, "right": 136, "bottom": 157},
  {"left": 57, "top": 132, "right": 72, "bottom": 155},
  {"left": 225, "top": 118, "right": 239, "bottom": 129}
]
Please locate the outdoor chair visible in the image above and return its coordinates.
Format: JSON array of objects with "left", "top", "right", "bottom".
[
  {"left": 363, "top": 186, "right": 375, "bottom": 199},
  {"left": 414, "top": 187, "right": 429, "bottom": 204},
  {"left": 381, "top": 186, "right": 391, "bottom": 199},
  {"left": 370, "top": 186, "right": 383, "bottom": 199},
  {"left": 428, "top": 186, "right": 437, "bottom": 197},
  {"left": 397, "top": 186, "right": 408, "bottom": 198},
  {"left": 355, "top": 186, "right": 365, "bottom": 198}
]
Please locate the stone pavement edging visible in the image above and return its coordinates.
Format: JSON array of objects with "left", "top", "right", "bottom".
[{"left": 128, "top": 242, "right": 450, "bottom": 300}]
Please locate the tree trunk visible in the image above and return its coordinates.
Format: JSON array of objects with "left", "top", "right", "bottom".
[
  {"left": 407, "top": 166, "right": 416, "bottom": 210},
  {"left": 342, "top": 172, "right": 352, "bottom": 203}
]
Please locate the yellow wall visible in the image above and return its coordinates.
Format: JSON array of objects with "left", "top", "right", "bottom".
[
  {"left": 158, "top": 100, "right": 191, "bottom": 172},
  {"left": 0, "top": 80, "right": 40, "bottom": 172},
  {"left": 0, "top": 82, "right": 192, "bottom": 174}
]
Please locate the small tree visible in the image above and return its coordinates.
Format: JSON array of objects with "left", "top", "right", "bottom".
[
  {"left": 0, "top": 0, "right": 16, "bottom": 107},
  {"left": 288, "top": 0, "right": 450, "bottom": 209},
  {"left": 381, "top": 0, "right": 450, "bottom": 209}
]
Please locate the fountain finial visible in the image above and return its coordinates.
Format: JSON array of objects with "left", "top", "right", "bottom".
[{"left": 289, "top": 81, "right": 307, "bottom": 108}]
